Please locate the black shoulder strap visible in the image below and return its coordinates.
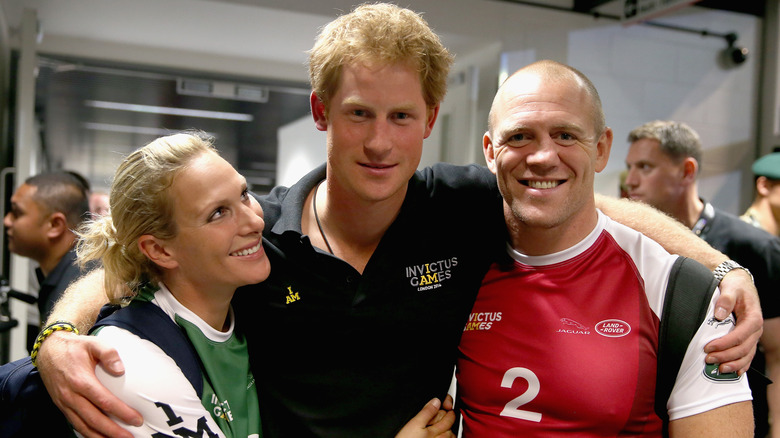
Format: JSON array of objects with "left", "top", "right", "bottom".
[
  {"left": 93, "top": 301, "right": 204, "bottom": 397},
  {"left": 655, "top": 257, "right": 717, "bottom": 428}
]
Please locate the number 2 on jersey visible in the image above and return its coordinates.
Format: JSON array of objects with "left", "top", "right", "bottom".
[{"left": 500, "top": 367, "right": 542, "bottom": 422}]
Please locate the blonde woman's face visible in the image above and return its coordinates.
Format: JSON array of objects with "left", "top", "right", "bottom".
[{"left": 164, "top": 151, "right": 270, "bottom": 293}]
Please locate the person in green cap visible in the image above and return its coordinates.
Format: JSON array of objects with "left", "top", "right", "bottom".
[{"left": 742, "top": 150, "right": 780, "bottom": 237}]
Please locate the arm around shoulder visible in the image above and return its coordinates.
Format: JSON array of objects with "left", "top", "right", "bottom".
[
  {"left": 43, "top": 268, "right": 110, "bottom": 330},
  {"left": 595, "top": 194, "right": 727, "bottom": 269}
]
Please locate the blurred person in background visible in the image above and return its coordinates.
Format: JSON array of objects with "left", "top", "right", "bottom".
[
  {"left": 3, "top": 171, "right": 94, "bottom": 348},
  {"left": 89, "top": 191, "right": 110, "bottom": 218},
  {"left": 742, "top": 151, "right": 780, "bottom": 238},
  {"left": 625, "top": 121, "right": 780, "bottom": 438}
]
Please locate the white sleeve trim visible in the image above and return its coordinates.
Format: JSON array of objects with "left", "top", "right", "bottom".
[{"left": 666, "top": 289, "right": 753, "bottom": 420}]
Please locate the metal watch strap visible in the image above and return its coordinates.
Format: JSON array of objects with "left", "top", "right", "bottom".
[{"left": 712, "top": 260, "right": 753, "bottom": 283}]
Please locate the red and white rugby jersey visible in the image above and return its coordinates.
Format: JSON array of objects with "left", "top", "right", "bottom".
[{"left": 456, "top": 211, "right": 751, "bottom": 437}]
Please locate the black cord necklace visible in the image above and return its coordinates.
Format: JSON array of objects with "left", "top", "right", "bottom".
[{"left": 312, "top": 180, "right": 334, "bottom": 255}]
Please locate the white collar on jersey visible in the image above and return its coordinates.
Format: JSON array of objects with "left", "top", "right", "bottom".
[{"left": 506, "top": 210, "right": 606, "bottom": 267}]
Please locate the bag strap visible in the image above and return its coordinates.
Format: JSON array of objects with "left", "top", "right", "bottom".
[
  {"left": 655, "top": 257, "right": 717, "bottom": 429},
  {"left": 93, "top": 301, "right": 204, "bottom": 397}
]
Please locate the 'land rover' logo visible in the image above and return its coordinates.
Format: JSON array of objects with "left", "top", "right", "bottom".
[{"left": 595, "top": 319, "right": 631, "bottom": 338}]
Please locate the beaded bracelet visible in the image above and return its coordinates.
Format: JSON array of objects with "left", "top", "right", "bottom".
[{"left": 30, "top": 321, "right": 79, "bottom": 368}]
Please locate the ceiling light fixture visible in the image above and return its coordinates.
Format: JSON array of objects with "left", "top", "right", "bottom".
[
  {"left": 81, "top": 122, "right": 218, "bottom": 137},
  {"left": 84, "top": 100, "right": 254, "bottom": 122}
]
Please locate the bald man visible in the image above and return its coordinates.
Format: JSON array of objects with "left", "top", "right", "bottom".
[{"left": 456, "top": 61, "right": 753, "bottom": 437}]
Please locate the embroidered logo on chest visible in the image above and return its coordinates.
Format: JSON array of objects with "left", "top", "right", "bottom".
[
  {"left": 404, "top": 257, "right": 458, "bottom": 291},
  {"left": 284, "top": 285, "right": 300, "bottom": 304}
]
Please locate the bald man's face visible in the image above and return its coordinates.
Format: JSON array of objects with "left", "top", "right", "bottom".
[{"left": 483, "top": 71, "right": 612, "bottom": 249}]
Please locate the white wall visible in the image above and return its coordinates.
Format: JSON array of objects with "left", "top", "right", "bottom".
[
  {"left": 759, "top": 0, "right": 780, "bottom": 156},
  {"left": 454, "top": 6, "right": 760, "bottom": 213},
  {"left": 566, "top": 9, "right": 759, "bottom": 212},
  {"left": 276, "top": 115, "right": 325, "bottom": 187},
  {"left": 440, "top": 42, "right": 502, "bottom": 167}
]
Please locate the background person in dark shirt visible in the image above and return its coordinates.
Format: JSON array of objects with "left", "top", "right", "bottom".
[
  {"left": 3, "top": 171, "right": 92, "bottom": 348},
  {"left": 625, "top": 120, "right": 780, "bottom": 437}
]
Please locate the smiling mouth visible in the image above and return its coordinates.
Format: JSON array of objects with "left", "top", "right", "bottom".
[
  {"left": 230, "top": 241, "right": 262, "bottom": 257},
  {"left": 361, "top": 163, "right": 394, "bottom": 169},
  {"left": 522, "top": 180, "right": 565, "bottom": 189}
]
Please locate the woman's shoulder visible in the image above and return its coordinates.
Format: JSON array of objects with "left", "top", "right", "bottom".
[{"left": 93, "top": 327, "right": 220, "bottom": 437}]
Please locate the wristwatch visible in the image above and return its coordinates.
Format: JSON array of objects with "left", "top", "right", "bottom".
[{"left": 712, "top": 260, "right": 753, "bottom": 283}]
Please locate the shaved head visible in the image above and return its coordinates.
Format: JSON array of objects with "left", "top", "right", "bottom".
[{"left": 489, "top": 60, "right": 605, "bottom": 137}]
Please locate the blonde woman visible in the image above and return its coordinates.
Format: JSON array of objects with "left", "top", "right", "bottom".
[{"left": 75, "top": 132, "right": 269, "bottom": 437}]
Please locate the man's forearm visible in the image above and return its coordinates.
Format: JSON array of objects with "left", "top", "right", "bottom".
[
  {"left": 45, "top": 268, "right": 109, "bottom": 333},
  {"left": 595, "top": 194, "right": 727, "bottom": 269}
]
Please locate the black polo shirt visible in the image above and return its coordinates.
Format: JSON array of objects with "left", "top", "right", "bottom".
[
  {"left": 696, "top": 202, "right": 780, "bottom": 319},
  {"left": 234, "top": 163, "right": 504, "bottom": 437}
]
